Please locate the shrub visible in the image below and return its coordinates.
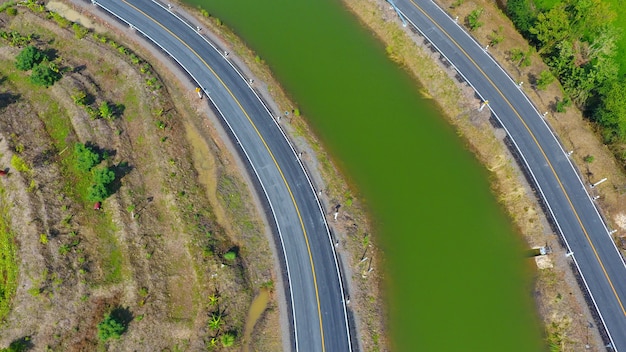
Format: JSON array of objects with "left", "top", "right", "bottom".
[
  {"left": 536, "top": 70, "right": 555, "bottom": 90},
  {"left": 467, "top": 8, "right": 484, "bottom": 31},
  {"left": 99, "top": 101, "right": 114, "bottom": 120},
  {"left": 15, "top": 45, "right": 46, "bottom": 71},
  {"left": 30, "top": 63, "right": 61, "bottom": 87},
  {"left": 6, "top": 7, "right": 17, "bottom": 16},
  {"left": 223, "top": 251, "right": 236, "bottom": 260},
  {"left": 97, "top": 314, "right": 126, "bottom": 341},
  {"left": 87, "top": 166, "right": 115, "bottom": 202},
  {"left": 74, "top": 143, "right": 101, "bottom": 172}
]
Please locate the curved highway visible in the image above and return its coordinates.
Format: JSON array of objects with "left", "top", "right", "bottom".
[
  {"left": 88, "top": 0, "right": 351, "bottom": 351},
  {"left": 392, "top": 0, "right": 626, "bottom": 349}
]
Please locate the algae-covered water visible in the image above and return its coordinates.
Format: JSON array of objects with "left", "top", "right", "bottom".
[{"left": 183, "top": 0, "right": 545, "bottom": 350}]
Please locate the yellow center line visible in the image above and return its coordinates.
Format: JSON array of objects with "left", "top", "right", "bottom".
[
  {"left": 409, "top": 0, "right": 626, "bottom": 315},
  {"left": 120, "top": 0, "right": 326, "bottom": 348}
]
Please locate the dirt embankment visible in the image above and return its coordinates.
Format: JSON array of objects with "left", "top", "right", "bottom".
[{"left": 0, "top": 5, "right": 281, "bottom": 351}]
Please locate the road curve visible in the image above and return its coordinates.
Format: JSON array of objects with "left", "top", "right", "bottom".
[
  {"left": 88, "top": 0, "right": 351, "bottom": 350},
  {"left": 393, "top": 0, "right": 626, "bottom": 349}
]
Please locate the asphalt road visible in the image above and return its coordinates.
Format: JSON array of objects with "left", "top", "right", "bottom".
[
  {"left": 88, "top": 1, "right": 351, "bottom": 351},
  {"left": 392, "top": 0, "right": 626, "bottom": 349}
]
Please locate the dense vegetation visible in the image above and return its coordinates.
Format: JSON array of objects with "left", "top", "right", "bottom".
[{"left": 506, "top": 0, "right": 626, "bottom": 148}]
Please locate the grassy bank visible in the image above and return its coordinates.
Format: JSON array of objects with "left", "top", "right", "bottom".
[{"left": 0, "top": 186, "right": 17, "bottom": 322}]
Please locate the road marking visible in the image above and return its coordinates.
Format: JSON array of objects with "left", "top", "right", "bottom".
[
  {"left": 118, "top": 0, "right": 327, "bottom": 349},
  {"left": 408, "top": 0, "right": 626, "bottom": 316}
]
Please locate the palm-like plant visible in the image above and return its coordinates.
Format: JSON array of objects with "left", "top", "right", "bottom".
[{"left": 208, "top": 313, "right": 222, "bottom": 331}]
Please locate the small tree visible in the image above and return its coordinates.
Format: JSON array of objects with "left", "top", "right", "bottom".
[
  {"left": 97, "top": 314, "right": 126, "bottom": 341},
  {"left": 15, "top": 45, "right": 46, "bottom": 71},
  {"left": 30, "top": 63, "right": 61, "bottom": 87},
  {"left": 223, "top": 251, "right": 236, "bottom": 261},
  {"left": 74, "top": 143, "right": 101, "bottom": 172}
]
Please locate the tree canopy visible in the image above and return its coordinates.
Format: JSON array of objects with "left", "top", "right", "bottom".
[
  {"left": 15, "top": 45, "right": 46, "bottom": 71},
  {"left": 74, "top": 143, "right": 101, "bottom": 172},
  {"left": 87, "top": 166, "right": 115, "bottom": 202}
]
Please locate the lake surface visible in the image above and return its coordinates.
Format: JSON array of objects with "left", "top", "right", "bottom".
[{"left": 183, "top": 0, "right": 545, "bottom": 350}]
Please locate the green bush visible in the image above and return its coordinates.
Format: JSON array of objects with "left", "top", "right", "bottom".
[
  {"left": 223, "top": 251, "right": 236, "bottom": 260},
  {"left": 467, "top": 8, "right": 484, "bottom": 31},
  {"left": 87, "top": 167, "right": 115, "bottom": 202},
  {"left": 74, "top": 143, "right": 101, "bottom": 172},
  {"left": 6, "top": 7, "right": 17, "bottom": 16},
  {"left": 536, "top": 70, "right": 555, "bottom": 90},
  {"left": 30, "top": 63, "right": 61, "bottom": 87},
  {"left": 15, "top": 45, "right": 46, "bottom": 71},
  {"left": 97, "top": 314, "right": 126, "bottom": 341}
]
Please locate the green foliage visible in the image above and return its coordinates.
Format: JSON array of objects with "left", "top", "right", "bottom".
[
  {"left": 555, "top": 96, "right": 572, "bottom": 113},
  {"left": 510, "top": 47, "right": 534, "bottom": 68},
  {"left": 536, "top": 70, "right": 555, "bottom": 90},
  {"left": 489, "top": 26, "right": 505, "bottom": 46},
  {"left": 0, "top": 337, "right": 29, "bottom": 352},
  {"left": 72, "top": 23, "right": 89, "bottom": 39},
  {"left": 39, "top": 233, "right": 48, "bottom": 245},
  {"left": 506, "top": 0, "right": 536, "bottom": 35},
  {"left": 593, "top": 78, "right": 626, "bottom": 142},
  {"left": 450, "top": 0, "right": 464, "bottom": 9},
  {"left": 223, "top": 251, "right": 236, "bottom": 260},
  {"left": 74, "top": 143, "right": 101, "bottom": 172},
  {"left": 10, "top": 155, "right": 30, "bottom": 173},
  {"left": 0, "top": 31, "right": 32, "bottom": 47},
  {"left": 48, "top": 11, "right": 71, "bottom": 28},
  {"left": 0, "top": 1, "right": 16, "bottom": 14},
  {"left": 208, "top": 313, "right": 223, "bottom": 330},
  {"left": 220, "top": 333, "right": 235, "bottom": 347},
  {"left": 97, "top": 314, "right": 126, "bottom": 341},
  {"left": 466, "top": 8, "right": 484, "bottom": 31},
  {"left": 6, "top": 7, "right": 17, "bottom": 16},
  {"left": 15, "top": 45, "right": 46, "bottom": 71},
  {"left": 87, "top": 167, "right": 115, "bottom": 202},
  {"left": 71, "top": 90, "right": 88, "bottom": 106},
  {"left": 583, "top": 155, "right": 595, "bottom": 163},
  {"left": 99, "top": 101, "right": 114, "bottom": 120},
  {"left": 30, "top": 63, "right": 61, "bottom": 87}
]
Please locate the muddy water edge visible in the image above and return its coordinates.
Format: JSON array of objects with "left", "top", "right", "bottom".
[{"left": 181, "top": 0, "right": 545, "bottom": 350}]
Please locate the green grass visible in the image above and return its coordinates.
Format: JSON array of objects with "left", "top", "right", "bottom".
[
  {"left": 0, "top": 186, "right": 18, "bottom": 321},
  {"left": 95, "top": 212, "right": 123, "bottom": 284}
]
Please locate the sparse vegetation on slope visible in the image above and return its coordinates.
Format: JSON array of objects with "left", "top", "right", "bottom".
[{"left": 0, "top": 3, "right": 279, "bottom": 350}]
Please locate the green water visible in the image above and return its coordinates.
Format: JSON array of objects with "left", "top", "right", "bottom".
[{"left": 184, "top": 0, "right": 545, "bottom": 350}]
